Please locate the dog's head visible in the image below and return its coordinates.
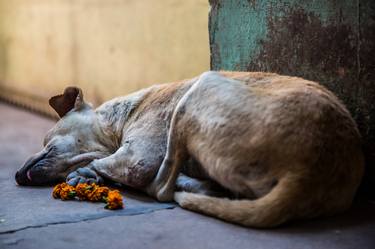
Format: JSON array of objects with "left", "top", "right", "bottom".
[{"left": 15, "top": 87, "right": 109, "bottom": 186}]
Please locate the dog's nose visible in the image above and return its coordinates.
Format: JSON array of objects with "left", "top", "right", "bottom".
[
  {"left": 15, "top": 170, "right": 23, "bottom": 185},
  {"left": 15, "top": 169, "right": 34, "bottom": 185}
]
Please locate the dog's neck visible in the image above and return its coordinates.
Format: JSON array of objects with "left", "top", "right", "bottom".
[
  {"left": 94, "top": 86, "right": 155, "bottom": 149},
  {"left": 94, "top": 79, "right": 196, "bottom": 152}
]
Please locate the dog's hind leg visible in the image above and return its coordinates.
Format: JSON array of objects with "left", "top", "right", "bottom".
[
  {"left": 174, "top": 172, "right": 305, "bottom": 228},
  {"left": 176, "top": 174, "right": 230, "bottom": 197},
  {"left": 145, "top": 78, "right": 200, "bottom": 201}
]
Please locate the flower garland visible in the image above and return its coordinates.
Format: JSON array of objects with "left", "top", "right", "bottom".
[{"left": 52, "top": 182, "right": 124, "bottom": 210}]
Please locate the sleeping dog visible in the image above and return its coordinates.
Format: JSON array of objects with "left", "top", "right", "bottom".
[{"left": 15, "top": 71, "right": 364, "bottom": 227}]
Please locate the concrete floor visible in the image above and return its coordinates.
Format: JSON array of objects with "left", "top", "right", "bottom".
[{"left": 0, "top": 102, "right": 375, "bottom": 249}]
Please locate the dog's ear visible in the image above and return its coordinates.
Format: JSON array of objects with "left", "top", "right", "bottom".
[{"left": 49, "top": 86, "right": 85, "bottom": 118}]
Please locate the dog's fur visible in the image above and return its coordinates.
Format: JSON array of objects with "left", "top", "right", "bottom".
[{"left": 16, "top": 71, "right": 364, "bottom": 227}]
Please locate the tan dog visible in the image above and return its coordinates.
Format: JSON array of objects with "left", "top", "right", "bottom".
[{"left": 15, "top": 71, "right": 364, "bottom": 227}]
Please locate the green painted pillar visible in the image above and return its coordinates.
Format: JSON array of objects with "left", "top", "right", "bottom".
[{"left": 209, "top": 0, "right": 375, "bottom": 196}]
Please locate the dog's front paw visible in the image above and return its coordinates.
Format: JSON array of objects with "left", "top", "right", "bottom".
[{"left": 66, "top": 167, "right": 103, "bottom": 186}]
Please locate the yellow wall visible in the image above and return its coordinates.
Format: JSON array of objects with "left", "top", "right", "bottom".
[{"left": 0, "top": 0, "right": 209, "bottom": 116}]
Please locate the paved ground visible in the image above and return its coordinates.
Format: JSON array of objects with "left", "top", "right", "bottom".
[{"left": 0, "top": 102, "right": 375, "bottom": 249}]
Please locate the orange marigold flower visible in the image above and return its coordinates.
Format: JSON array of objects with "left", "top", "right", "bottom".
[
  {"left": 53, "top": 182, "right": 76, "bottom": 200},
  {"left": 52, "top": 183, "right": 65, "bottom": 199},
  {"left": 105, "top": 190, "right": 124, "bottom": 210},
  {"left": 87, "top": 186, "right": 109, "bottom": 202},
  {"left": 75, "top": 183, "right": 93, "bottom": 200}
]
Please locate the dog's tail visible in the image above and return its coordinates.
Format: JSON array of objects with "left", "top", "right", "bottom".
[{"left": 174, "top": 174, "right": 310, "bottom": 228}]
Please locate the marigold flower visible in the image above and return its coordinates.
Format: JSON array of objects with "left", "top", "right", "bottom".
[
  {"left": 75, "top": 183, "right": 93, "bottom": 200},
  {"left": 52, "top": 182, "right": 76, "bottom": 200},
  {"left": 52, "top": 182, "right": 124, "bottom": 209},
  {"left": 52, "top": 183, "right": 64, "bottom": 199},
  {"left": 88, "top": 186, "right": 109, "bottom": 202},
  {"left": 105, "top": 190, "right": 124, "bottom": 210}
]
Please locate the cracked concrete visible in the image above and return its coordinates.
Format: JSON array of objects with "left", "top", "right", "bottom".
[
  {"left": 1, "top": 102, "right": 375, "bottom": 249},
  {"left": 0, "top": 204, "right": 174, "bottom": 235},
  {"left": 0, "top": 179, "right": 175, "bottom": 234}
]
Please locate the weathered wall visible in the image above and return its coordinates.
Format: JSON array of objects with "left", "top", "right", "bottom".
[
  {"left": 209, "top": 0, "right": 375, "bottom": 196},
  {"left": 0, "top": 0, "right": 209, "bottom": 115}
]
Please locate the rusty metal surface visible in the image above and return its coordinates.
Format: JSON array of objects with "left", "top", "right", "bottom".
[{"left": 209, "top": 0, "right": 375, "bottom": 196}]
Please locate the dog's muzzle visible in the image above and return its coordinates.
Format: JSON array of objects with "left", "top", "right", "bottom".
[{"left": 15, "top": 149, "right": 50, "bottom": 185}]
